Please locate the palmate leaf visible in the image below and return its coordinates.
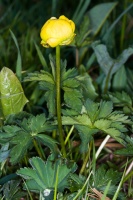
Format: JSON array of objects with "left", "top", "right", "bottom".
[
  {"left": 20, "top": 114, "right": 55, "bottom": 134},
  {"left": 0, "top": 67, "right": 28, "bottom": 117},
  {"left": 0, "top": 114, "right": 57, "bottom": 164},
  {"left": 17, "top": 157, "right": 77, "bottom": 195},
  {"left": 92, "top": 165, "right": 121, "bottom": 188},
  {"left": 0, "top": 180, "right": 26, "bottom": 200},
  {"left": 85, "top": 99, "right": 113, "bottom": 122},
  {"left": 90, "top": 165, "right": 125, "bottom": 198},
  {"left": 62, "top": 99, "right": 133, "bottom": 152},
  {"left": 61, "top": 68, "right": 78, "bottom": 81}
]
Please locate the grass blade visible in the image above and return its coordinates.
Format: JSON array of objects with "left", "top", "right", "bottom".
[{"left": 9, "top": 29, "right": 22, "bottom": 81}]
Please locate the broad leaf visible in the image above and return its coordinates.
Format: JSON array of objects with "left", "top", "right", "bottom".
[
  {"left": 88, "top": 2, "right": 117, "bottom": 35},
  {"left": 112, "top": 65, "right": 127, "bottom": 91},
  {"left": 62, "top": 99, "right": 133, "bottom": 152},
  {"left": 0, "top": 67, "right": 28, "bottom": 117},
  {"left": 0, "top": 114, "right": 57, "bottom": 164},
  {"left": 92, "top": 43, "right": 133, "bottom": 76},
  {"left": 92, "top": 43, "right": 133, "bottom": 90},
  {"left": 92, "top": 44, "right": 133, "bottom": 76},
  {"left": 17, "top": 157, "right": 77, "bottom": 194}
]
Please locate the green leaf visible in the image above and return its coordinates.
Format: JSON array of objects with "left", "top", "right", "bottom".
[
  {"left": 0, "top": 114, "right": 57, "bottom": 164},
  {"left": 39, "top": 81, "right": 56, "bottom": 116},
  {"left": 34, "top": 42, "right": 48, "bottom": 71},
  {"left": 98, "top": 101, "right": 113, "bottom": 119},
  {"left": 103, "top": 3, "right": 133, "bottom": 43},
  {"left": 62, "top": 114, "right": 92, "bottom": 127},
  {"left": 10, "top": 132, "right": 32, "bottom": 164},
  {"left": 36, "top": 134, "right": 58, "bottom": 154},
  {"left": 77, "top": 71, "right": 98, "bottom": 100},
  {"left": 17, "top": 157, "right": 77, "bottom": 193},
  {"left": 94, "top": 119, "right": 112, "bottom": 130},
  {"left": 75, "top": 16, "right": 91, "bottom": 47},
  {"left": 0, "top": 125, "right": 22, "bottom": 144},
  {"left": 109, "top": 91, "right": 132, "bottom": 107},
  {"left": 21, "top": 114, "right": 56, "bottom": 134},
  {"left": 108, "top": 111, "right": 130, "bottom": 123},
  {"left": 0, "top": 143, "right": 10, "bottom": 162},
  {"left": 85, "top": 99, "right": 113, "bottom": 121},
  {"left": 75, "top": 125, "right": 98, "bottom": 152},
  {"left": 112, "top": 65, "right": 127, "bottom": 91},
  {"left": 62, "top": 99, "right": 132, "bottom": 152},
  {"left": 92, "top": 43, "right": 133, "bottom": 91},
  {"left": 10, "top": 29, "right": 22, "bottom": 81},
  {"left": 24, "top": 70, "right": 56, "bottom": 116},
  {"left": 24, "top": 70, "right": 54, "bottom": 84},
  {"left": 88, "top": 2, "right": 117, "bottom": 35},
  {"left": 91, "top": 165, "right": 121, "bottom": 195},
  {"left": 0, "top": 67, "right": 28, "bottom": 117},
  {"left": 72, "top": 0, "right": 91, "bottom": 25},
  {"left": 63, "top": 78, "right": 80, "bottom": 88},
  {"left": 92, "top": 43, "right": 133, "bottom": 76},
  {"left": 0, "top": 180, "right": 26, "bottom": 200},
  {"left": 115, "top": 144, "right": 133, "bottom": 156},
  {"left": 61, "top": 67, "right": 78, "bottom": 81},
  {"left": 84, "top": 98, "right": 99, "bottom": 122},
  {"left": 126, "top": 68, "right": 133, "bottom": 96},
  {"left": 63, "top": 88, "right": 83, "bottom": 112}
]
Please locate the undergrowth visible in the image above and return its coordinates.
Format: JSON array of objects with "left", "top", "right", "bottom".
[{"left": 0, "top": 0, "right": 133, "bottom": 199}]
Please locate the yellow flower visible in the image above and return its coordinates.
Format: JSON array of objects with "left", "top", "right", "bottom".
[{"left": 40, "top": 15, "right": 75, "bottom": 48}]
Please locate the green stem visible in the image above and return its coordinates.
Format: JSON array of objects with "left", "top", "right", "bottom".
[
  {"left": 56, "top": 45, "right": 66, "bottom": 157},
  {"left": 79, "top": 149, "right": 90, "bottom": 175},
  {"left": 54, "top": 165, "right": 59, "bottom": 200}
]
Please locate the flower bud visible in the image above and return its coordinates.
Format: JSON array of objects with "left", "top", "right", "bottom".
[{"left": 40, "top": 15, "right": 75, "bottom": 48}]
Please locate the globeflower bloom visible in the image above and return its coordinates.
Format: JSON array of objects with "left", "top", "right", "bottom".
[{"left": 40, "top": 15, "right": 75, "bottom": 48}]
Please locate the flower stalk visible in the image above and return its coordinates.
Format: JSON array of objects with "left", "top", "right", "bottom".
[{"left": 56, "top": 45, "right": 66, "bottom": 157}]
